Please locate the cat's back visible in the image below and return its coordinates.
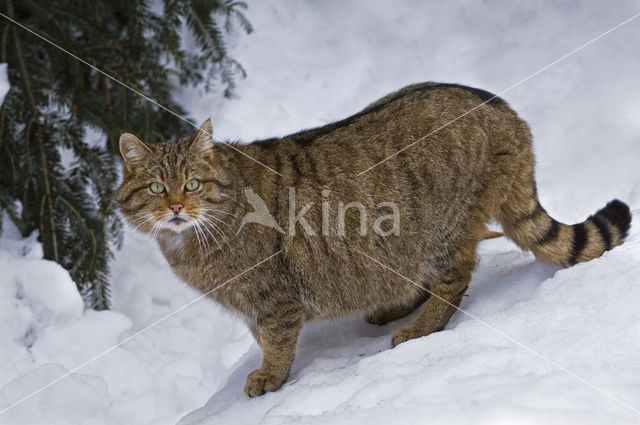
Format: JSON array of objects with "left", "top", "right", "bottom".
[
  {"left": 285, "top": 82, "right": 512, "bottom": 147},
  {"left": 243, "top": 82, "right": 521, "bottom": 161},
  {"left": 236, "top": 81, "right": 526, "bottom": 189}
]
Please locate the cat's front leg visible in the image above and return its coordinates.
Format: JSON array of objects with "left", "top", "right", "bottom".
[{"left": 244, "top": 311, "right": 303, "bottom": 397}]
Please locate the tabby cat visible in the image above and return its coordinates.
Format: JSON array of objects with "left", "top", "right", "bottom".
[{"left": 117, "top": 82, "right": 631, "bottom": 397}]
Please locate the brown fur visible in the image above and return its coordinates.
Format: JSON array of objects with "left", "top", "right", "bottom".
[{"left": 117, "top": 82, "right": 631, "bottom": 397}]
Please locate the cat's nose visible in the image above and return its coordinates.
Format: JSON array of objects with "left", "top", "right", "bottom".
[{"left": 170, "top": 203, "right": 183, "bottom": 213}]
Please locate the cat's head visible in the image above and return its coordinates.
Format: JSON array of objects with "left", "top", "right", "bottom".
[{"left": 117, "top": 120, "right": 232, "bottom": 236}]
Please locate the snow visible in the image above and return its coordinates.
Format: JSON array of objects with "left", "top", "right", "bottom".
[
  {"left": 0, "top": 64, "right": 9, "bottom": 102},
  {"left": 1, "top": 0, "right": 640, "bottom": 424},
  {"left": 178, "top": 233, "right": 640, "bottom": 425},
  {"left": 0, "top": 219, "right": 253, "bottom": 425}
]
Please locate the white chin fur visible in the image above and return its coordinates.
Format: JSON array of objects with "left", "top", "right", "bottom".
[{"left": 161, "top": 219, "right": 193, "bottom": 233}]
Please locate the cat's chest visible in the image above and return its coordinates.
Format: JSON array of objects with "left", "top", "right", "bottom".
[
  {"left": 164, "top": 233, "right": 186, "bottom": 254},
  {"left": 164, "top": 249, "right": 217, "bottom": 290},
  {"left": 159, "top": 239, "right": 242, "bottom": 293},
  {"left": 156, "top": 232, "right": 267, "bottom": 320},
  {"left": 158, "top": 234, "right": 212, "bottom": 285},
  {"left": 167, "top": 254, "right": 258, "bottom": 318}
]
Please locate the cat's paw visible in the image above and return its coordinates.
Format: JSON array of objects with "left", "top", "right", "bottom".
[
  {"left": 391, "top": 327, "right": 418, "bottom": 347},
  {"left": 244, "top": 369, "right": 286, "bottom": 397}
]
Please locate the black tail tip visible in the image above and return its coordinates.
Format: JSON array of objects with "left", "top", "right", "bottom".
[{"left": 595, "top": 199, "right": 632, "bottom": 240}]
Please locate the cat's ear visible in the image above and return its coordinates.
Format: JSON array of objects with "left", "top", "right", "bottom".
[
  {"left": 119, "top": 133, "right": 152, "bottom": 166},
  {"left": 189, "top": 119, "right": 214, "bottom": 160}
]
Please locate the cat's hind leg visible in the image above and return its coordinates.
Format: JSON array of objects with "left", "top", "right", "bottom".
[{"left": 391, "top": 238, "right": 477, "bottom": 347}]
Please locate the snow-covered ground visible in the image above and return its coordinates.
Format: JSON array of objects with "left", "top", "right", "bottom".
[{"left": 1, "top": 1, "right": 640, "bottom": 424}]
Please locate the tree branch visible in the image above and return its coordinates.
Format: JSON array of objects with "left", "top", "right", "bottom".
[{"left": 7, "top": 0, "right": 59, "bottom": 261}]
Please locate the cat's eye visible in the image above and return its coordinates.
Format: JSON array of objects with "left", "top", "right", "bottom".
[
  {"left": 185, "top": 178, "right": 200, "bottom": 191},
  {"left": 150, "top": 182, "right": 165, "bottom": 194}
]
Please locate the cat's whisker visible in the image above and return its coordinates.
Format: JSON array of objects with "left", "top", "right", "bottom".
[
  {"left": 130, "top": 212, "right": 155, "bottom": 225},
  {"left": 197, "top": 221, "right": 213, "bottom": 256},
  {"left": 191, "top": 221, "right": 204, "bottom": 253},
  {"left": 152, "top": 220, "right": 165, "bottom": 240},
  {"left": 134, "top": 217, "right": 155, "bottom": 237},
  {"left": 211, "top": 223, "right": 233, "bottom": 252},
  {"left": 128, "top": 212, "right": 152, "bottom": 223},
  {"left": 197, "top": 218, "right": 222, "bottom": 250},
  {"left": 200, "top": 216, "right": 229, "bottom": 242},
  {"left": 200, "top": 211, "right": 236, "bottom": 234},
  {"left": 128, "top": 214, "right": 147, "bottom": 222},
  {"left": 198, "top": 222, "right": 214, "bottom": 257},
  {"left": 190, "top": 214, "right": 218, "bottom": 254},
  {"left": 146, "top": 220, "right": 162, "bottom": 242},
  {"left": 199, "top": 216, "right": 231, "bottom": 250},
  {"left": 131, "top": 215, "right": 156, "bottom": 233},
  {"left": 129, "top": 210, "right": 148, "bottom": 217},
  {"left": 201, "top": 213, "right": 237, "bottom": 237},
  {"left": 193, "top": 223, "right": 204, "bottom": 253},
  {"left": 130, "top": 218, "right": 150, "bottom": 229},
  {"left": 129, "top": 215, "right": 149, "bottom": 223}
]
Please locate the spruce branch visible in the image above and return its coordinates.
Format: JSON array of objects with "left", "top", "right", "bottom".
[
  {"left": 8, "top": 0, "right": 59, "bottom": 262},
  {"left": 0, "top": 0, "right": 252, "bottom": 309}
]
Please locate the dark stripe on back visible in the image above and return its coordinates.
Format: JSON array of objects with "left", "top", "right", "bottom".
[
  {"left": 536, "top": 219, "right": 560, "bottom": 245},
  {"left": 289, "top": 151, "right": 302, "bottom": 183},
  {"left": 589, "top": 215, "right": 611, "bottom": 251},
  {"left": 122, "top": 185, "right": 148, "bottom": 204},
  {"left": 253, "top": 137, "right": 279, "bottom": 150},
  {"left": 568, "top": 223, "right": 588, "bottom": 265},
  {"left": 251, "top": 83, "right": 505, "bottom": 147},
  {"left": 441, "top": 83, "right": 503, "bottom": 105}
]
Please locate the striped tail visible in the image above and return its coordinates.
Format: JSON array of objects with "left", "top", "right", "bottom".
[{"left": 500, "top": 199, "right": 631, "bottom": 266}]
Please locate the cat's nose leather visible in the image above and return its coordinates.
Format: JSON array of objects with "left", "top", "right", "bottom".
[{"left": 170, "top": 203, "right": 183, "bottom": 213}]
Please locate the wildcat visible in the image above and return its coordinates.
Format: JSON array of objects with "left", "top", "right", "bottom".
[{"left": 117, "top": 82, "right": 631, "bottom": 397}]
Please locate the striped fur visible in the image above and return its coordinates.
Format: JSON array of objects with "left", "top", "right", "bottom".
[
  {"left": 499, "top": 198, "right": 631, "bottom": 266},
  {"left": 117, "top": 82, "right": 632, "bottom": 397}
]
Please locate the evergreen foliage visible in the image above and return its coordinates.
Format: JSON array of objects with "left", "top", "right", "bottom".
[{"left": 0, "top": 0, "right": 252, "bottom": 309}]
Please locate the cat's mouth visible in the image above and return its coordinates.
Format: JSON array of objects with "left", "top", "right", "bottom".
[{"left": 162, "top": 214, "right": 193, "bottom": 233}]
